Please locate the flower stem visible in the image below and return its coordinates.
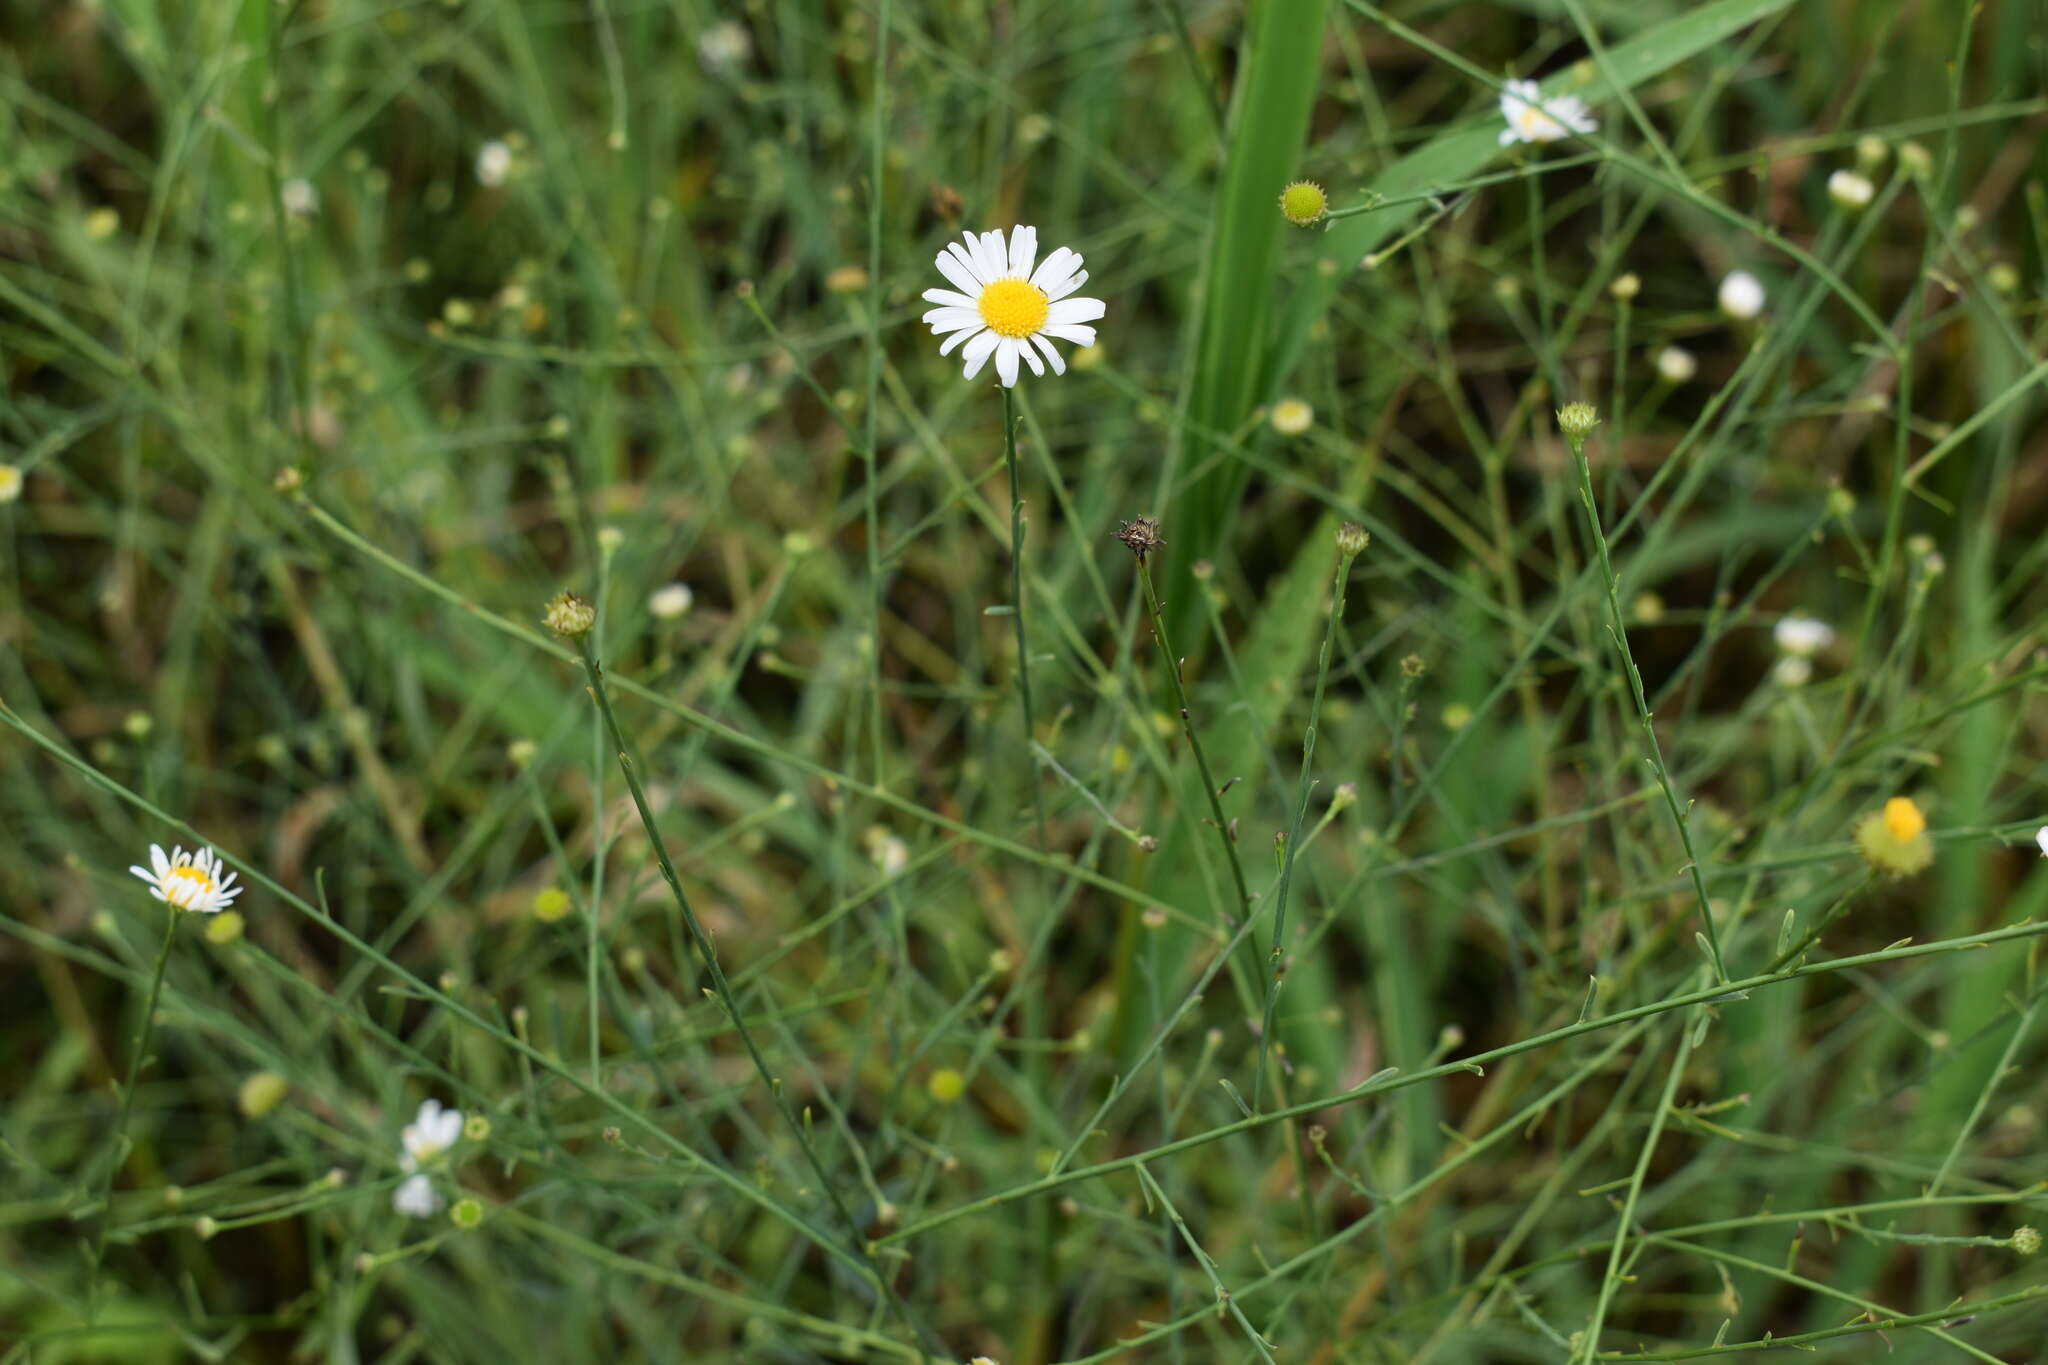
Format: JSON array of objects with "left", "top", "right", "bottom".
[
  {"left": 86, "top": 909, "right": 179, "bottom": 1306},
  {"left": 1134, "top": 558, "right": 1258, "bottom": 961},
  {"left": 1001, "top": 386, "right": 1051, "bottom": 857},
  {"left": 573, "top": 634, "right": 935, "bottom": 1356},
  {"left": 1566, "top": 429, "right": 1729, "bottom": 984},
  {"left": 1251, "top": 544, "right": 1356, "bottom": 1111}
]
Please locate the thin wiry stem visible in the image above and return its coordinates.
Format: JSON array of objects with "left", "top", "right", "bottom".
[
  {"left": 572, "top": 634, "right": 935, "bottom": 1359},
  {"left": 1001, "top": 386, "right": 1052, "bottom": 858},
  {"left": 86, "top": 909, "right": 178, "bottom": 1307},
  {"left": 1566, "top": 426, "right": 1729, "bottom": 982},
  {"left": 1134, "top": 556, "right": 1257, "bottom": 954},
  {"left": 1252, "top": 541, "right": 1357, "bottom": 1109}
]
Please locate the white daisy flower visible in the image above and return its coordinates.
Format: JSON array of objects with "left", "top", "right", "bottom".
[
  {"left": 1827, "top": 170, "right": 1874, "bottom": 211},
  {"left": 697, "top": 20, "right": 752, "bottom": 74},
  {"left": 1497, "top": 79, "right": 1597, "bottom": 147},
  {"left": 128, "top": 844, "right": 243, "bottom": 914},
  {"left": 1655, "top": 346, "right": 1698, "bottom": 384},
  {"left": 280, "top": 178, "right": 319, "bottom": 220},
  {"left": 1773, "top": 615, "right": 1834, "bottom": 656},
  {"left": 1269, "top": 398, "right": 1314, "bottom": 436},
  {"left": 476, "top": 140, "right": 514, "bottom": 189},
  {"left": 400, "top": 1099, "right": 464, "bottom": 1172},
  {"left": 392, "top": 1173, "right": 443, "bottom": 1219},
  {"left": 1718, "top": 270, "right": 1765, "bottom": 320},
  {"left": 649, "top": 582, "right": 694, "bottom": 620},
  {"left": 922, "top": 226, "right": 1104, "bottom": 388}
]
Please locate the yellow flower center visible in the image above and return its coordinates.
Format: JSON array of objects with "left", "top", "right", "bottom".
[
  {"left": 977, "top": 278, "right": 1049, "bottom": 339},
  {"left": 1882, "top": 797, "right": 1926, "bottom": 842},
  {"left": 165, "top": 865, "right": 214, "bottom": 905}
]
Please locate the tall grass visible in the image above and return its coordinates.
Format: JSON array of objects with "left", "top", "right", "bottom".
[{"left": 3, "top": 1, "right": 2047, "bottom": 1362}]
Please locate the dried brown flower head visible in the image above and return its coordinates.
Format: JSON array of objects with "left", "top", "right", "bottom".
[{"left": 1114, "top": 516, "right": 1164, "bottom": 562}]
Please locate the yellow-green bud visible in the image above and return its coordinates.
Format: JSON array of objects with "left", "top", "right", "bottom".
[
  {"left": 238, "top": 1072, "right": 290, "bottom": 1120},
  {"left": 205, "top": 911, "right": 246, "bottom": 946},
  {"left": 1334, "top": 523, "right": 1370, "bottom": 557},
  {"left": 450, "top": 1198, "right": 485, "bottom": 1229},
  {"left": 926, "top": 1068, "right": 966, "bottom": 1104},
  {"left": 543, "top": 591, "right": 595, "bottom": 637},
  {"left": 2012, "top": 1226, "right": 2041, "bottom": 1256},
  {"left": 1556, "top": 403, "right": 1600, "bottom": 443},
  {"left": 463, "top": 1115, "right": 492, "bottom": 1142},
  {"left": 1279, "top": 180, "right": 1328, "bottom": 227}
]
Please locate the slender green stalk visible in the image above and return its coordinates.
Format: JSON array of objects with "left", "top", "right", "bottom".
[
  {"left": 1133, "top": 555, "right": 1256, "bottom": 947},
  {"left": 570, "top": 634, "right": 934, "bottom": 1358},
  {"left": 1252, "top": 535, "right": 1359, "bottom": 1109},
  {"left": 85, "top": 910, "right": 178, "bottom": 1307},
  {"left": 1564, "top": 415, "right": 1730, "bottom": 982},
  {"left": 1928, "top": 994, "right": 2041, "bottom": 1196},
  {"left": 1001, "top": 386, "right": 1051, "bottom": 858},
  {"left": 1575, "top": 1018, "right": 1695, "bottom": 1363}
]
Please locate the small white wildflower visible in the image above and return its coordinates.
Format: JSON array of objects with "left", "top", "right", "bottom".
[
  {"left": 392, "top": 1173, "right": 443, "bottom": 1219},
  {"left": 400, "top": 1099, "right": 463, "bottom": 1172},
  {"left": 1655, "top": 346, "right": 1698, "bottom": 383},
  {"left": 280, "top": 178, "right": 319, "bottom": 220},
  {"left": 1772, "top": 655, "right": 1813, "bottom": 688},
  {"left": 1773, "top": 615, "right": 1835, "bottom": 657},
  {"left": 864, "top": 827, "right": 910, "bottom": 877},
  {"left": 1827, "top": 169, "right": 1874, "bottom": 211},
  {"left": 1718, "top": 270, "right": 1765, "bottom": 320},
  {"left": 922, "top": 225, "right": 1104, "bottom": 388},
  {"left": 128, "top": 844, "right": 243, "bottom": 914},
  {"left": 696, "top": 20, "right": 752, "bottom": 74},
  {"left": 1269, "top": 397, "right": 1314, "bottom": 436},
  {"left": 1497, "top": 79, "right": 1597, "bottom": 147},
  {"left": 476, "top": 140, "right": 514, "bottom": 188},
  {"left": 649, "top": 582, "right": 694, "bottom": 620}
]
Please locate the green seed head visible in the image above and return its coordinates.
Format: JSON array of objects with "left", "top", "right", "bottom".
[{"left": 1279, "top": 180, "right": 1328, "bottom": 227}]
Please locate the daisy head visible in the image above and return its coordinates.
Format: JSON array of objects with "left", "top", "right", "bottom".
[
  {"left": 1498, "top": 79, "right": 1597, "bottom": 147},
  {"left": 1773, "top": 614, "right": 1835, "bottom": 657},
  {"left": 401, "top": 1098, "right": 464, "bottom": 1171},
  {"left": 922, "top": 226, "right": 1104, "bottom": 388},
  {"left": 128, "top": 844, "right": 242, "bottom": 914},
  {"left": 392, "top": 1172, "right": 443, "bottom": 1219},
  {"left": 1718, "top": 270, "right": 1766, "bottom": 320}
]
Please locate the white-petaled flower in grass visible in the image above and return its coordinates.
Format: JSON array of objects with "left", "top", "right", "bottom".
[
  {"left": 922, "top": 226, "right": 1104, "bottom": 388},
  {"left": 476, "top": 140, "right": 514, "bottom": 188},
  {"left": 1773, "top": 615, "right": 1834, "bottom": 657},
  {"left": 1827, "top": 169, "right": 1874, "bottom": 211},
  {"left": 1719, "top": 270, "right": 1766, "bottom": 320},
  {"left": 1655, "top": 346, "right": 1698, "bottom": 384},
  {"left": 400, "top": 1099, "right": 463, "bottom": 1172},
  {"left": 128, "top": 844, "right": 243, "bottom": 914},
  {"left": 392, "top": 1173, "right": 443, "bottom": 1219},
  {"left": 280, "top": 178, "right": 319, "bottom": 220},
  {"left": 649, "top": 582, "right": 694, "bottom": 620},
  {"left": 1497, "top": 79, "right": 1597, "bottom": 147}
]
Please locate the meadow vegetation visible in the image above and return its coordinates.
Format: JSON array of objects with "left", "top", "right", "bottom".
[{"left": 2, "top": 0, "right": 2047, "bottom": 1360}]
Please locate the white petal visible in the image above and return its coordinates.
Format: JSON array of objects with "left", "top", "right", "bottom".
[
  {"left": 1043, "top": 323, "right": 1096, "bottom": 347},
  {"left": 1008, "top": 225, "right": 1037, "bottom": 279},
  {"left": 939, "top": 324, "right": 985, "bottom": 356},
  {"left": 1047, "top": 296, "right": 1104, "bottom": 325},
  {"left": 921, "top": 287, "right": 978, "bottom": 309},
  {"left": 1017, "top": 338, "right": 1045, "bottom": 376},
  {"left": 1046, "top": 270, "right": 1090, "bottom": 302},
  {"left": 2036, "top": 827, "right": 2048, "bottom": 857},
  {"left": 1499, "top": 127, "right": 1520, "bottom": 146},
  {"left": 934, "top": 249, "right": 980, "bottom": 296},
  {"left": 957, "top": 231, "right": 991, "bottom": 282},
  {"left": 129, "top": 865, "right": 155, "bottom": 883},
  {"left": 995, "top": 337, "right": 1021, "bottom": 388},
  {"left": 960, "top": 329, "right": 1001, "bottom": 380},
  {"left": 923, "top": 305, "right": 982, "bottom": 331},
  {"left": 1030, "top": 334, "right": 1066, "bottom": 375},
  {"left": 980, "top": 230, "right": 1008, "bottom": 279},
  {"left": 1029, "top": 247, "right": 1077, "bottom": 292},
  {"left": 150, "top": 845, "right": 170, "bottom": 876}
]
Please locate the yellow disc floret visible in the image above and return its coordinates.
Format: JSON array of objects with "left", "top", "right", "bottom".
[
  {"left": 977, "top": 278, "right": 1050, "bottom": 338},
  {"left": 1882, "top": 796, "right": 1926, "bottom": 842},
  {"left": 1280, "top": 180, "right": 1328, "bottom": 227},
  {"left": 165, "top": 865, "right": 216, "bottom": 908}
]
